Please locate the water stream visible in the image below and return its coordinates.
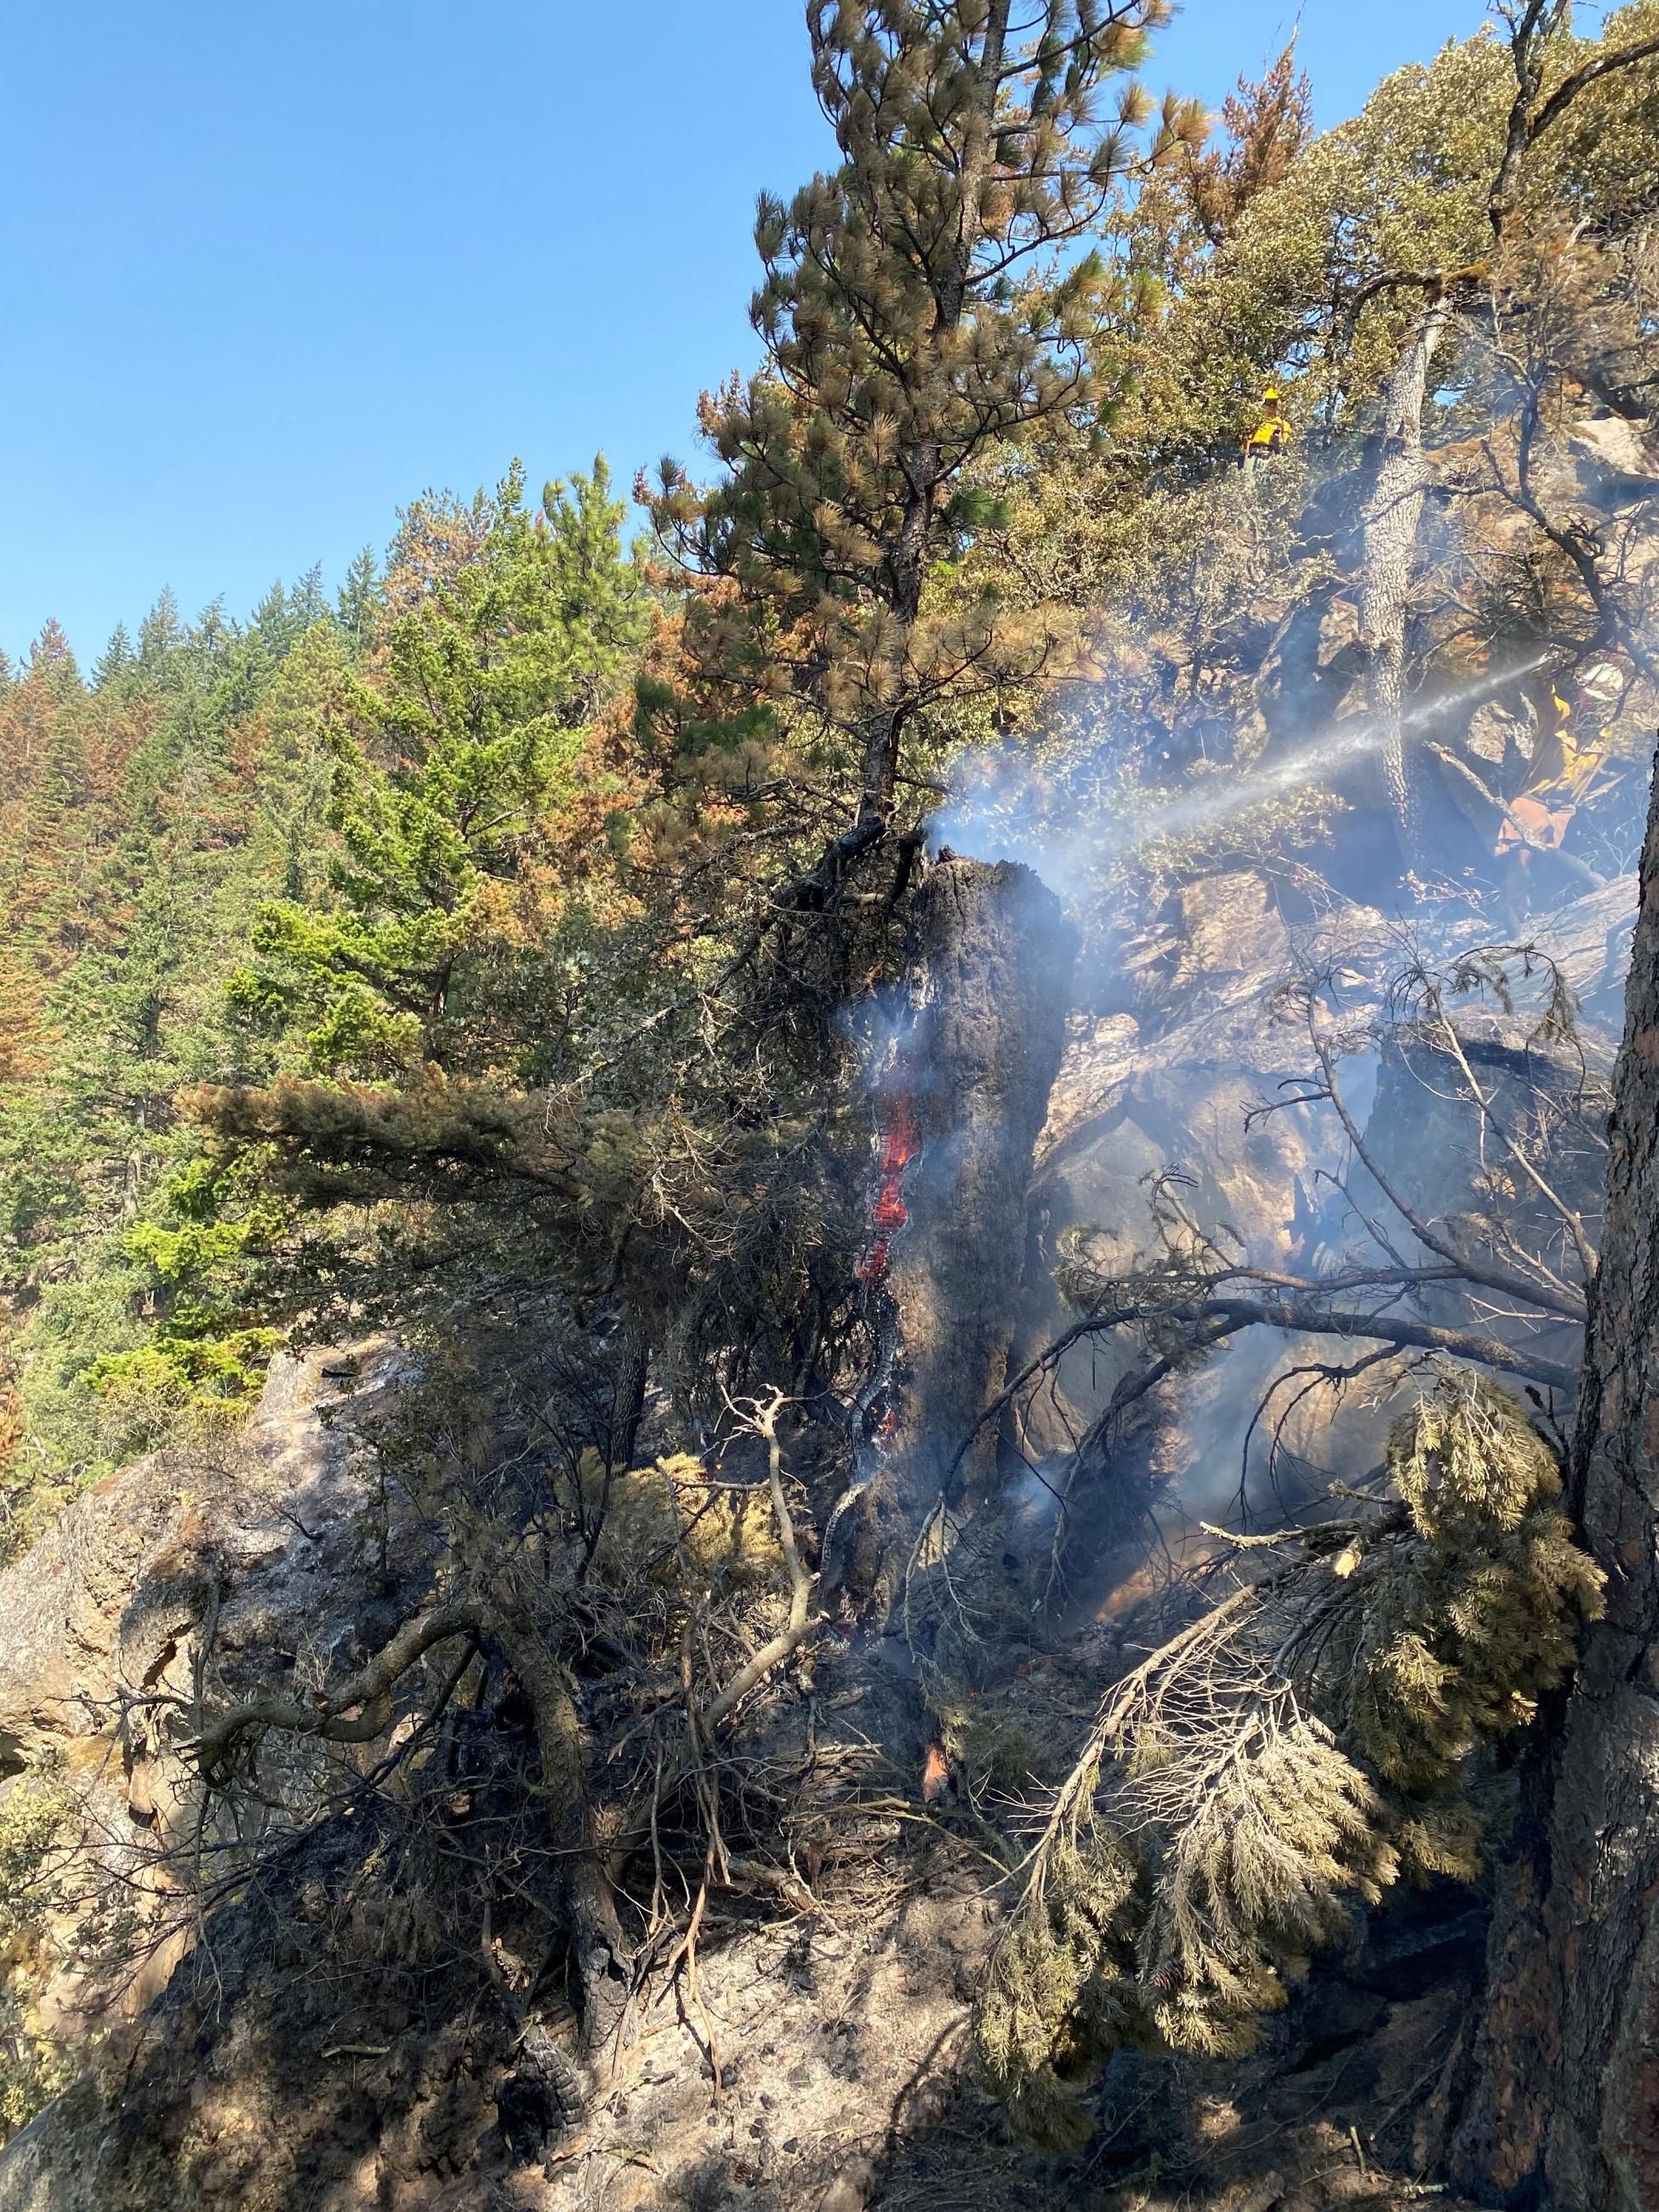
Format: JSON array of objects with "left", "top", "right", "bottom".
[
  {"left": 931, "top": 649, "right": 1554, "bottom": 891},
  {"left": 1126, "top": 651, "right": 1552, "bottom": 851}
]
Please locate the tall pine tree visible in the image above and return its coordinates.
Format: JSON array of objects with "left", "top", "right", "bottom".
[{"left": 649, "top": 0, "right": 1200, "bottom": 865}]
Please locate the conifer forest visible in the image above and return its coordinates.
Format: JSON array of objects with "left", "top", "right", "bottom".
[{"left": 7, "top": 6, "right": 1659, "bottom": 2207}]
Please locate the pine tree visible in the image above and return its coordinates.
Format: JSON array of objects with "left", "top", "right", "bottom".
[
  {"left": 0, "top": 590, "right": 334, "bottom": 1502},
  {"left": 136, "top": 588, "right": 186, "bottom": 685},
  {"left": 1180, "top": 43, "right": 1313, "bottom": 247},
  {"left": 189, "top": 596, "right": 236, "bottom": 678},
  {"left": 288, "top": 562, "right": 328, "bottom": 631},
  {"left": 250, "top": 581, "right": 297, "bottom": 658},
  {"left": 649, "top": 1, "right": 1200, "bottom": 852},
  {"left": 248, "top": 572, "right": 328, "bottom": 665},
  {"left": 90, "top": 621, "right": 136, "bottom": 693},
  {"left": 239, "top": 460, "right": 647, "bottom": 1074},
  {"left": 0, "top": 628, "right": 94, "bottom": 964},
  {"left": 335, "top": 546, "right": 383, "bottom": 658},
  {"left": 539, "top": 460, "right": 649, "bottom": 720},
  {"left": 0, "top": 958, "right": 47, "bottom": 1086}
]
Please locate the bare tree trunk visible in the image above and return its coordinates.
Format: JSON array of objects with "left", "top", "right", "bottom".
[
  {"left": 612, "top": 1313, "right": 649, "bottom": 1472},
  {"left": 847, "top": 0, "right": 1010, "bottom": 829},
  {"left": 490, "top": 1598, "right": 631, "bottom": 2050},
  {"left": 1359, "top": 294, "right": 1451, "bottom": 869},
  {"left": 892, "top": 856, "right": 1075, "bottom": 1508},
  {"left": 1451, "top": 744, "right": 1659, "bottom": 2208}
]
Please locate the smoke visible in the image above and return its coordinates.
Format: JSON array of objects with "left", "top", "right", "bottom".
[
  {"left": 916, "top": 632, "right": 1633, "bottom": 1572},
  {"left": 927, "top": 649, "right": 1554, "bottom": 909},
  {"left": 1117, "top": 653, "right": 1552, "bottom": 851},
  {"left": 904, "top": 399, "right": 1653, "bottom": 1582}
]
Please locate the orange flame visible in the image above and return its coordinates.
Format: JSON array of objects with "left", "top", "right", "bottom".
[
  {"left": 855, "top": 1080, "right": 920, "bottom": 1395},
  {"left": 858, "top": 1087, "right": 917, "bottom": 1286},
  {"left": 922, "top": 1742, "right": 951, "bottom": 1804}
]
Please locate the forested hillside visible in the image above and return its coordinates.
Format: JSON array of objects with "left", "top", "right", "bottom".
[
  {"left": 1, "top": 6, "right": 1657, "bottom": 2209},
  {"left": 0, "top": 465, "right": 646, "bottom": 1530}
]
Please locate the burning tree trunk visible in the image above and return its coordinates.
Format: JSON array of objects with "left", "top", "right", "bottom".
[
  {"left": 1359, "top": 293, "right": 1451, "bottom": 871},
  {"left": 1450, "top": 744, "right": 1659, "bottom": 2208},
  {"left": 829, "top": 854, "right": 1074, "bottom": 1610},
  {"left": 894, "top": 856, "right": 1075, "bottom": 1504}
]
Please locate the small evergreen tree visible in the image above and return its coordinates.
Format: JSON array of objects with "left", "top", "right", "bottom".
[
  {"left": 136, "top": 587, "right": 186, "bottom": 685},
  {"left": 89, "top": 621, "right": 136, "bottom": 693},
  {"left": 335, "top": 545, "right": 383, "bottom": 658}
]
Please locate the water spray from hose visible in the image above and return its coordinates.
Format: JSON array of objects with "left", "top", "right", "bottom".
[
  {"left": 930, "top": 649, "right": 1555, "bottom": 892},
  {"left": 1126, "top": 650, "right": 1553, "bottom": 852}
]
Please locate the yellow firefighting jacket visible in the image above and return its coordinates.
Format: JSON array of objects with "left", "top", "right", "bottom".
[{"left": 1496, "top": 692, "right": 1619, "bottom": 855}]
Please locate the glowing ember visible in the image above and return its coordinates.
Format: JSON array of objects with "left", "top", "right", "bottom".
[
  {"left": 854, "top": 1235, "right": 892, "bottom": 1287},
  {"left": 872, "top": 1186, "right": 909, "bottom": 1232},
  {"left": 922, "top": 1742, "right": 952, "bottom": 1804},
  {"left": 878, "top": 1093, "right": 920, "bottom": 1176},
  {"left": 857, "top": 1086, "right": 918, "bottom": 1292}
]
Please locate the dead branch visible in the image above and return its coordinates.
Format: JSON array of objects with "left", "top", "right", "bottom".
[
  {"left": 704, "top": 1388, "right": 815, "bottom": 1731},
  {"left": 948, "top": 1273, "right": 1574, "bottom": 1509},
  {"left": 192, "top": 1599, "right": 485, "bottom": 1782},
  {"left": 1485, "top": 2, "right": 1659, "bottom": 243},
  {"left": 1300, "top": 986, "right": 1588, "bottom": 1323},
  {"left": 1510, "top": 386, "right": 1659, "bottom": 690},
  {"left": 1198, "top": 1292, "right": 1576, "bottom": 1393},
  {"left": 1414, "top": 980, "right": 1598, "bottom": 1287}
]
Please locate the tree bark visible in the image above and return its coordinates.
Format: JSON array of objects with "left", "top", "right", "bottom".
[
  {"left": 194, "top": 1588, "right": 630, "bottom": 2056},
  {"left": 1451, "top": 743, "right": 1659, "bottom": 2208},
  {"left": 852, "top": 0, "right": 1011, "bottom": 827},
  {"left": 1359, "top": 294, "right": 1451, "bottom": 869},
  {"left": 488, "top": 1594, "right": 632, "bottom": 2051},
  {"left": 891, "top": 856, "right": 1075, "bottom": 1510},
  {"left": 612, "top": 1312, "right": 649, "bottom": 1472}
]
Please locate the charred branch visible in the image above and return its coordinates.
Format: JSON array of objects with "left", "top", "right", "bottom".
[{"left": 703, "top": 1389, "right": 815, "bottom": 1732}]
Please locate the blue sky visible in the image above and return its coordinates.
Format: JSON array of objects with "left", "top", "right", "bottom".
[{"left": 1, "top": 1, "right": 1502, "bottom": 664}]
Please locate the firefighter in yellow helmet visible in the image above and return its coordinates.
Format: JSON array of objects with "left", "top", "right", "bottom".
[{"left": 1244, "top": 387, "right": 1291, "bottom": 476}]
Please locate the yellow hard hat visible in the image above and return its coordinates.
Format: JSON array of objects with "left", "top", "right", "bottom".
[{"left": 1263, "top": 387, "right": 1280, "bottom": 402}]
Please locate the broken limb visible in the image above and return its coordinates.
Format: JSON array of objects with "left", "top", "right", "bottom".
[
  {"left": 704, "top": 1388, "right": 815, "bottom": 1732},
  {"left": 947, "top": 1282, "right": 1575, "bottom": 1505},
  {"left": 1408, "top": 971, "right": 1599, "bottom": 1288},
  {"left": 191, "top": 1586, "right": 631, "bottom": 2053},
  {"left": 191, "top": 1599, "right": 486, "bottom": 1782},
  {"left": 487, "top": 1593, "right": 635, "bottom": 2049}
]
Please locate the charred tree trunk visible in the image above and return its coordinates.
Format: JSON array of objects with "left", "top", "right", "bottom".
[
  {"left": 827, "top": 854, "right": 1074, "bottom": 1611},
  {"left": 1359, "top": 294, "right": 1451, "bottom": 870},
  {"left": 611, "top": 1314, "right": 649, "bottom": 1473},
  {"left": 892, "top": 856, "right": 1075, "bottom": 1507},
  {"left": 489, "top": 1598, "right": 632, "bottom": 2051},
  {"left": 1450, "top": 744, "right": 1659, "bottom": 2208}
]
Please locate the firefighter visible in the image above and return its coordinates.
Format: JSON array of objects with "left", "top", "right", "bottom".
[
  {"left": 1244, "top": 387, "right": 1291, "bottom": 476},
  {"left": 1495, "top": 674, "right": 1623, "bottom": 913}
]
